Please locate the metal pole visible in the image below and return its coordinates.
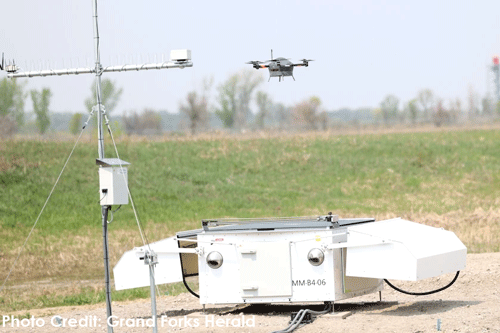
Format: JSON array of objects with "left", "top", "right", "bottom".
[
  {"left": 102, "top": 206, "right": 113, "bottom": 332},
  {"left": 93, "top": 1, "right": 112, "bottom": 332},
  {"left": 93, "top": 0, "right": 104, "bottom": 160},
  {"left": 148, "top": 257, "right": 158, "bottom": 333}
]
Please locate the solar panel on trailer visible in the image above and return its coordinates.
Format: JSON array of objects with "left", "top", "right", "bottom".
[{"left": 176, "top": 218, "right": 375, "bottom": 236}]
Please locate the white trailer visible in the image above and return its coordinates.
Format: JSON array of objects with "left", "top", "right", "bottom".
[{"left": 114, "top": 214, "right": 466, "bottom": 306}]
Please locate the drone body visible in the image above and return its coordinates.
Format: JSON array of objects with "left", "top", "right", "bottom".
[{"left": 246, "top": 50, "right": 313, "bottom": 82}]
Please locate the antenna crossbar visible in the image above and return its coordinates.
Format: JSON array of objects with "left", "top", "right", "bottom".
[{"left": 7, "top": 61, "right": 193, "bottom": 78}]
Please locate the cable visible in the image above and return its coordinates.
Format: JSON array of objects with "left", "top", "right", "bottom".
[
  {"left": 98, "top": 191, "right": 107, "bottom": 203},
  {"left": 271, "top": 302, "right": 332, "bottom": 333},
  {"left": 105, "top": 117, "right": 150, "bottom": 248},
  {"left": 384, "top": 271, "right": 460, "bottom": 296},
  {"left": 105, "top": 205, "right": 122, "bottom": 223},
  {"left": 112, "top": 205, "right": 122, "bottom": 213},
  {"left": 176, "top": 239, "right": 199, "bottom": 298},
  {"left": 0, "top": 112, "right": 94, "bottom": 293},
  {"left": 182, "top": 276, "right": 200, "bottom": 299},
  {"left": 104, "top": 118, "right": 166, "bottom": 299}
]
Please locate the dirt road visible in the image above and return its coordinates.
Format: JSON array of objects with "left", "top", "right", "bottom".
[{"left": 2, "top": 253, "right": 499, "bottom": 332}]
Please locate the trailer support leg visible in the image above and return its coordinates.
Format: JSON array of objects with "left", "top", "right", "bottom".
[{"left": 144, "top": 251, "right": 158, "bottom": 333}]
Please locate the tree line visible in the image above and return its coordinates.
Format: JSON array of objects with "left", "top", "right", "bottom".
[
  {"left": 375, "top": 87, "right": 498, "bottom": 128},
  {"left": 178, "top": 70, "right": 329, "bottom": 135},
  {"left": 1, "top": 71, "right": 499, "bottom": 137},
  {"left": 178, "top": 71, "right": 500, "bottom": 134}
]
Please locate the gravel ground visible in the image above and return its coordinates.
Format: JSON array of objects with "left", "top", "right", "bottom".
[{"left": 2, "top": 253, "right": 499, "bottom": 333}]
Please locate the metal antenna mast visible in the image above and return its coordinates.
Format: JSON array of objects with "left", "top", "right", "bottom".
[
  {"left": 5, "top": 1, "right": 192, "bottom": 332},
  {"left": 93, "top": 0, "right": 105, "bottom": 160},
  {"left": 492, "top": 56, "right": 500, "bottom": 103}
]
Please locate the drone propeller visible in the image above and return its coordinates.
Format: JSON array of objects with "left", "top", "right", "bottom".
[
  {"left": 299, "top": 59, "right": 314, "bottom": 67},
  {"left": 246, "top": 60, "right": 267, "bottom": 69}
]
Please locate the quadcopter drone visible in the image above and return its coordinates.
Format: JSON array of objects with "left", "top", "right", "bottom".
[{"left": 246, "top": 50, "right": 313, "bottom": 82}]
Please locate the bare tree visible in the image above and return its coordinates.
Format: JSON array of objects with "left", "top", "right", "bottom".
[
  {"left": 379, "top": 94, "right": 399, "bottom": 126},
  {"left": 417, "top": 89, "right": 435, "bottom": 123},
  {"left": 179, "top": 91, "right": 209, "bottom": 135},
  {"left": 179, "top": 77, "right": 212, "bottom": 135},
  {"left": 122, "top": 109, "right": 162, "bottom": 135},
  {"left": 406, "top": 99, "right": 419, "bottom": 125},
  {"left": 292, "top": 96, "right": 322, "bottom": 130},
  {"left": 318, "top": 111, "right": 329, "bottom": 131},
  {"left": 215, "top": 70, "right": 263, "bottom": 130},
  {"left": 433, "top": 99, "right": 450, "bottom": 127},
  {"left": 255, "top": 91, "right": 272, "bottom": 130},
  {"left": 236, "top": 70, "right": 264, "bottom": 129},
  {"left": 449, "top": 98, "right": 462, "bottom": 124}
]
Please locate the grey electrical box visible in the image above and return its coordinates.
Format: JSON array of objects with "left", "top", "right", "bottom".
[{"left": 96, "top": 158, "right": 130, "bottom": 206}]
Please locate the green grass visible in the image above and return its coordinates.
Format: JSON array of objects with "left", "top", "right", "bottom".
[
  {"left": 2, "top": 130, "right": 499, "bottom": 233},
  {"left": 0, "top": 283, "right": 188, "bottom": 313},
  {"left": 1, "top": 128, "right": 500, "bottom": 311}
]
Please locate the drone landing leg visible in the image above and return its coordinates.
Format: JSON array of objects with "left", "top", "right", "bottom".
[
  {"left": 268, "top": 76, "right": 271, "bottom": 82},
  {"left": 292, "top": 75, "right": 295, "bottom": 81}
]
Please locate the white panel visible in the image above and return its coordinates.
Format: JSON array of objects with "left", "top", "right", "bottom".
[
  {"left": 199, "top": 231, "right": 330, "bottom": 304},
  {"left": 99, "top": 167, "right": 129, "bottom": 206},
  {"left": 417, "top": 248, "right": 467, "bottom": 280},
  {"left": 113, "top": 236, "right": 183, "bottom": 290},
  {"left": 346, "top": 239, "right": 417, "bottom": 281},
  {"left": 199, "top": 241, "right": 241, "bottom": 304},
  {"left": 346, "top": 219, "right": 467, "bottom": 281},
  {"left": 342, "top": 249, "right": 383, "bottom": 295},
  {"left": 290, "top": 239, "right": 334, "bottom": 301},
  {"left": 196, "top": 228, "right": 387, "bottom": 304},
  {"left": 239, "top": 241, "right": 292, "bottom": 297}
]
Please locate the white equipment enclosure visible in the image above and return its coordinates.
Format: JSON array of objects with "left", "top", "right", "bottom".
[
  {"left": 114, "top": 215, "right": 466, "bottom": 305},
  {"left": 96, "top": 158, "right": 130, "bottom": 206}
]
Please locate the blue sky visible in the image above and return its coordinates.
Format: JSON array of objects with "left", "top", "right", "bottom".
[{"left": 1, "top": 0, "right": 500, "bottom": 114}]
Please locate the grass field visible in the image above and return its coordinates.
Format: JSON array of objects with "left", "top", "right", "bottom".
[{"left": 1, "top": 127, "right": 500, "bottom": 312}]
